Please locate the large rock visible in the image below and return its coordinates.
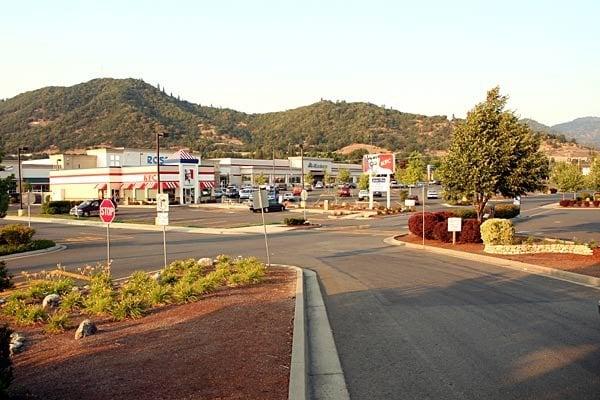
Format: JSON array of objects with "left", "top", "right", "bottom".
[
  {"left": 10, "top": 332, "right": 25, "bottom": 355},
  {"left": 42, "top": 294, "right": 61, "bottom": 309},
  {"left": 197, "top": 257, "right": 214, "bottom": 268},
  {"left": 75, "top": 319, "right": 97, "bottom": 340}
]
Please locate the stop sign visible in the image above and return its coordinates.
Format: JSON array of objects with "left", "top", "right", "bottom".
[{"left": 99, "top": 199, "right": 116, "bottom": 224}]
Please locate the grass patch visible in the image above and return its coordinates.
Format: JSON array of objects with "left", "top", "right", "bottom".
[{"left": 44, "top": 311, "right": 71, "bottom": 333}]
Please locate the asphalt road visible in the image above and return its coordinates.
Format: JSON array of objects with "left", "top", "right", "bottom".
[{"left": 4, "top": 220, "right": 600, "bottom": 399}]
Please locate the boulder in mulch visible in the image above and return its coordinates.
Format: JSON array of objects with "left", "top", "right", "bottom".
[
  {"left": 42, "top": 294, "right": 60, "bottom": 309},
  {"left": 10, "top": 332, "right": 25, "bottom": 355},
  {"left": 75, "top": 319, "right": 97, "bottom": 340},
  {"left": 198, "top": 257, "right": 214, "bottom": 267}
]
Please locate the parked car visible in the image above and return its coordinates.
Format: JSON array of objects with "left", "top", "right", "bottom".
[
  {"left": 292, "top": 186, "right": 303, "bottom": 196},
  {"left": 224, "top": 187, "right": 239, "bottom": 198},
  {"left": 283, "top": 192, "right": 297, "bottom": 201},
  {"left": 407, "top": 194, "right": 420, "bottom": 205},
  {"left": 200, "top": 188, "right": 211, "bottom": 197},
  {"left": 338, "top": 186, "right": 352, "bottom": 197},
  {"left": 249, "top": 200, "right": 286, "bottom": 213},
  {"left": 427, "top": 190, "right": 439, "bottom": 199},
  {"left": 347, "top": 182, "right": 357, "bottom": 189},
  {"left": 390, "top": 181, "right": 401, "bottom": 189},
  {"left": 69, "top": 199, "right": 104, "bottom": 217},
  {"left": 239, "top": 188, "right": 253, "bottom": 200},
  {"left": 213, "top": 188, "right": 223, "bottom": 199},
  {"left": 276, "top": 183, "right": 288, "bottom": 191},
  {"left": 373, "top": 191, "right": 383, "bottom": 197},
  {"left": 358, "top": 189, "right": 369, "bottom": 201},
  {"left": 314, "top": 181, "right": 324, "bottom": 189}
]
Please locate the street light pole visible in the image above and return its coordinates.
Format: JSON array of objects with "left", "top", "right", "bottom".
[
  {"left": 300, "top": 144, "right": 304, "bottom": 189},
  {"left": 17, "top": 147, "right": 28, "bottom": 210},
  {"left": 156, "top": 132, "right": 168, "bottom": 195}
]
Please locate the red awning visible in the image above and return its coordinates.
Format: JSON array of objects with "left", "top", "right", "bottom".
[
  {"left": 200, "top": 181, "right": 216, "bottom": 189},
  {"left": 134, "top": 182, "right": 146, "bottom": 189},
  {"left": 121, "top": 183, "right": 135, "bottom": 190},
  {"left": 147, "top": 181, "right": 179, "bottom": 190},
  {"left": 95, "top": 183, "right": 107, "bottom": 190}
]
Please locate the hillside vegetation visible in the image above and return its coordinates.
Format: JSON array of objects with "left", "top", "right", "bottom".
[
  {"left": 0, "top": 78, "right": 593, "bottom": 160},
  {"left": 0, "top": 78, "right": 451, "bottom": 158}
]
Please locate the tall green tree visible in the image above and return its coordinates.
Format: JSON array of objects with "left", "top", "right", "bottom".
[
  {"left": 439, "top": 87, "right": 548, "bottom": 221},
  {"left": 586, "top": 158, "right": 600, "bottom": 192},
  {"left": 358, "top": 174, "right": 370, "bottom": 190},
  {"left": 403, "top": 151, "right": 425, "bottom": 185},
  {"left": 551, "top": 162, "right": 585, "bottom": 199},
  {"left": 337, "top": 168, "right": 351, "bottom": 184},
  {"left": 304, "top": 172, "right": 314, "bottom": 186}
]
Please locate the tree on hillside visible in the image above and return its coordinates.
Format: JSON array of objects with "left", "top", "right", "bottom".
[
  {"left": 586, "top": 158, "right": 600, "bottom": 192},
  {"left": 438, "top": 87, "right": 548, "bottom": 222},
  {"left": 551, "top": 162, "right": 585, "bottom": 199},
  {"left": 358, "top": 174, "right": 370, "bottom": 190},
  {"left": 337, "top": 168, "right": 351, "bottom": 184}
]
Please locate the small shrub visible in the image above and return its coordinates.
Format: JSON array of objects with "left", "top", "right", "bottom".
[
  {"left": 576, "top": 201, "right": 582, "bottom": 207},
  {"left": 15, "top": 304, "right": 47, "bottom": 325},
  {"left": 111, "top": 295, "right": 147, "bottom": 320},
  {"left": 452, "top": 208, "right": 478, "bottom": 219},
  {"left": 148, "top": 284, "right": 171, "bottom": 306},
  {"left": 83, "top": 269, "right": 114, "bottom": 315},
  {"left": 0, "top": 224, "right": 35, "bottom": 246},
  {"left": 41, "top": 200, "right": 77, "bottom": 215},
  {"left": 594, "top": 200, "right": 600, "bottom": 207},
  {"left": 44, "top": 311, "right": 71, "bottom": 333},
  {"left": 2, "top": 299, "right": 25, "bottom": 318},
  {"left": 172, "top": 280, "right": 198, "bottom": 304},
  {"left": 0, "top": 325, "right": 12, "bottom": 394},
  {"left": 233, "top": 257, "right": 267, "bottom": 284},
  {"left": 459, "top": 219, "right": 482, "bottom": 243},
  {"left": 408, "top": 212, "right": 439, "bottom": 239},
  {"left": 559, "top": 199, "right": 572, "bottom": 207},
  {"left": 0, "top": 262, "right": 12, "bottom": 291},
  {"left": 398, "top": 190, "right": 408, "bottom": 201},
  {"left": 27, "top": 278, "right": 74, "bottom": 300},
  {"left": 60, "top": 290, "right": 84, "bottom": 311},
  {"left": 581, "top": 192, "right": 592, "bottom": 201},
  {"left": 284, "top": 217, "right": 306, "bottom": 226},
  {"left": 549, "top": 188, "right": 558, "bottom": 194},
  {"left": 493, "top": 204, "right": 520, "bottom": 219},
  {"left": 480, "top": 218, "right": 515, "bottom": 245},
  {"left": 432, "top": 221, "right": 453, "bottom": 243},
  {"left": 583, "top": 201, "right": 590, "bottom": 207}
]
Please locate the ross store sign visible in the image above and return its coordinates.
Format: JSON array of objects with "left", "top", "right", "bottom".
[
  {"left": 363, "top": 153, "right": 395, "bottom": 175},
  {"left": 146, "top": 155, "right": 168, "bottom": 165}
]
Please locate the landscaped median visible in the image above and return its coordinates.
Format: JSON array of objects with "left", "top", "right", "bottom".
[
  {"left": 0, "top": 224, "right": 56, "bottom": 259},
  {"left": 1, "top": 256, "right": 299, "bottom": 399}
]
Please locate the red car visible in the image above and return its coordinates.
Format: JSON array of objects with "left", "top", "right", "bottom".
[{"left": 338, "top": 186, "right": 351, "bottom": 197}]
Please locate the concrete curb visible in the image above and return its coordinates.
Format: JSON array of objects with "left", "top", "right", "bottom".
[
  {"left": 384, "top": 236, "right": 600, "bottom": 289},
  {"left": 0, "top": 244, "right": 67, "bottom": 261},
  {"left": 273, "top": 264, "right": 349, "bottom": 400},
  {"left": 4, "top": 216, "right": 294, "bottom": 236}
]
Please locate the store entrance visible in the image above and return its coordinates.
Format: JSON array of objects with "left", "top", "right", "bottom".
[{"left": 183, "top": 188, "right": 195, "bottom": 204}]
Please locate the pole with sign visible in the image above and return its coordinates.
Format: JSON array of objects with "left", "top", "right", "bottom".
[
  {"left": 447, "top": 217, "right": 462, "bottom": 245},
  {"left": 26, "top": 192, "right": 34, "bottom": 228},
  {"left": 99, "top": 199, "right": 116, "bottom": 267},
  {"left": 301, "top": 189, "right": 308, "bottom": 221},
  {"left": 156, "top": 193, "right": 169, "bottom": 269},
  {"left": 254, "top": 189, "right": 271, "bottom": 266}
]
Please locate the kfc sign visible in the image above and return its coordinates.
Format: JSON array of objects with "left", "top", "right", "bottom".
[{"left": 362, "top": 153, "right": 395, "bottom": 175}]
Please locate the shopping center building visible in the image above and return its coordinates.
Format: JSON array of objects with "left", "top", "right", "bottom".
[
  {"left": 210, "top": 156, "right": 362, "bottom": 187},
  {"left": 11, "top": 146, "right": 363, "bottom": 204}
]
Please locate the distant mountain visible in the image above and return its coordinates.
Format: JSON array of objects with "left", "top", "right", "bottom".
[
  {"left": 521, "top": 118, "right": 555, "bottom": 134},
  {"left": 552, "top": 117, "right": 600, "bottom": 147},
  {"left": 0, "top": 78, "right": 453, "bottom": 159}
]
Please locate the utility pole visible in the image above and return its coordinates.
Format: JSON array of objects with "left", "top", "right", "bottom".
[
  {"left": 156, "top": 132, "right": 168, "bottom": 195},
  {"left": 17, "top": 147, "right": 29, "bottom": 211},
  {"left": 300, "top": 144, "right": 304, "bottom": 189}
]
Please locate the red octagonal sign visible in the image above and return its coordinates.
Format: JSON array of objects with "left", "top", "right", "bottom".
[{"left": 99, "top": 199, "right": 116, "bottom": 224}]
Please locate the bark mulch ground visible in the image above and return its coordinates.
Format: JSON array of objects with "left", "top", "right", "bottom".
[
  {"left": 7, "top": 267, "right": 296, "bottom": 400},
  {"left": 399, "top": 234, "right": 600, "bottom": 278}
]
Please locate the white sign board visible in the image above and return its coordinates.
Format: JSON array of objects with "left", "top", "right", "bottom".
[
  {"left": 300, "top": 189, "right": 308, "bottom": 201},
  {"left": 404, "top": 199, "right": 416, "bottom": 207},
  {"left": 156, "top": 212, "right": 169, "bottom": 226},
  {"left": 252, "top": 189, "right": 269, "bottom": 209},
  {"left": 156, "top": 193, "right": 169, "bottom": 212},
  {"left": 447, "top": 217, "right": 462, "bottom": 232},
  {"left": 25, "top": 192, "right": 36, "bottom": 205},
  {"left": 370, "top": 176, "right": 389, "bottom": 192}
]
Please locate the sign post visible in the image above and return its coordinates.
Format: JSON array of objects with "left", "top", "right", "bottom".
[
  {"left": 363, "top": 153, "right": 395, "bottom": 210},
  {"left": 26, "top": 191, "right": 34, "bottom": 228},
  {"left": 301, "top": 189, "right": 308, "bottom": 221},
  {"left": 99, "top": 199, "right": 116, "bottom": 268},
  {"left": 255, "top": 189, "right": 271, "bottom": 266},
  {"left": 447, "top": 217, "right": 462, "bottom": 245},
  {"left": 156, "top": 193, "right": 169, "bottom": 269}
]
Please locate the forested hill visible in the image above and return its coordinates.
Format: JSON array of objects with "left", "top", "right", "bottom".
[{"left": 0, "top": 78, "right": 453, "bottom": 158}]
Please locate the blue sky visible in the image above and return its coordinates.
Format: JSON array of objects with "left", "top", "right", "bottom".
[{"left": 1, "top": 0, "right": 598, "bottom": 125}]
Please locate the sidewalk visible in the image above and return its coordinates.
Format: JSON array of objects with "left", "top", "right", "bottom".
[{"left": 4, "top": 215, "right": 294, "bottom": 235}]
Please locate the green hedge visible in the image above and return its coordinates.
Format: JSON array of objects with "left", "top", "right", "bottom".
[
  {"left": 493, "top": 204, "right": 520, "bottom": 219},
  {"left": 480, "top": 218, "right": 515, "bottom": 245},
  {"left": 284, "top": 217, "right": 306, "bottom": 226},
  {"left": 41, "top": 200, "right": 79, "bottom": 215},
  {"left": 0, "top": 239, "right": 56, "bottom": 257},
  {"left": 452, "top": 208, "right": 478, "bottom": 219},
  {"left": 0, "top": 224, "right": 35, "bottom": 245}
]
